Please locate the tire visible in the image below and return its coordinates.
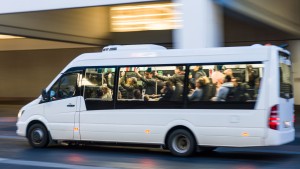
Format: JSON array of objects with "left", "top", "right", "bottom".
[
  {"left": 28, "top": 123, "right": 49, "bottom": 148},
  {"left": 167, "top": 129, "right": 196, "bottom": 157}
]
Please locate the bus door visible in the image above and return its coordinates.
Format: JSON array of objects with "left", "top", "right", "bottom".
[{"left": 44, "top": 73, "right": 81, "bottom": 140}]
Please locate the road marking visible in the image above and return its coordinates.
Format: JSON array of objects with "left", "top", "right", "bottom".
[
  {"left": 0, "top": 117, "right": 17, "bottom": 122},
  {"left": 0, "top": 135, "right": 26, "bottom": 140},
  {"left": 0, "top": 158, "right": 119, "bottom": 169}
]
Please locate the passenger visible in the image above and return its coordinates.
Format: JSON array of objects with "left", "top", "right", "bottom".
[
  {"left": 133, "top": 89, "right": 142, "bottom": 99},
  {"left": 253, "top": 77, "right": 261, "bottom": 100},
  {"left": 211, "top": 66, "right": 224, "bottom": 92},
  {"left": 106, "top": 72, "right": 127, "bottom": 99},
  {"left": 159, "top": 81, "right": 174, "bottom": 101},
  {"left": 225, "top": 77, "right": 238, "bottom": 101},
  {"left": 224, "top": 69, "right": 234, "bottom": 78},
  {"left": 189, "top": 65, "right": 206, "bottom": 88},
  {"left": 117, "top": 90, "right": 122, "bottom": 99},
  {"left": 120, "top": 71, "right": 138, "bottom": 99},
  {"left": 59, "top": 85, "right": 76, "bottom": 99},
  {"left": 231, "top": 77, "right": 250, "bottom": 102},
  {"left": 134, "top": 68, "right": 156, "bottom": 95},
  {"left": 106, "top": 72, "right": 114, "bottom": 90},
  {"left": 188, "top": 78, "right": 205, "bottom": 101},
  {"left": 101, "top": 86, "right": 112, "bottom": 100},
  {"left": 246, "top": 65, "right": 258, "bottom": 88},
  {"left": 201, "top": 77, "right": 216, "bottom": 101},
  {"left": 155, "top": 66, "right": 185, "bottom": 101},
  {"left": 211, "top": 75, "right": 234, "bottom": 101}
]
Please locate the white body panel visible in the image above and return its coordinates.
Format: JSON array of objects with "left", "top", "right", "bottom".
[
  {"left": 16, "top": 45, "right": 295, "bottom": 148},
  {"left": 79, "top": 109, "right": 266, "bottom": 146},
  {"left": 44, "top": 97, "right": 78, "bottom": 140}
]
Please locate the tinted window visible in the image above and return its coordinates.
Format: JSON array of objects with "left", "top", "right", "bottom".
[
  {"left": 187, "top": 63, "right": 263, "bottom": 109},
  {"left": 279, "top": 52, "right": 293, "bottom": 99},
  {"left": 83, "top": 67, "right": 115, "bottom": 110},
  {"left": 116, "top": 65, "right": 186, "bottom": 109}
]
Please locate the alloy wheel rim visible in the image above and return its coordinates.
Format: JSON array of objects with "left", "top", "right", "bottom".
[
  {"left": 172, "top": 134, "right": 190, "bottom": 153},
  {"left": 32, "top": 128, "right": 44, "bottom": 144}
]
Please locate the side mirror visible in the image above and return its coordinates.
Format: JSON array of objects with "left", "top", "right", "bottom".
[{"left": 41, "top": 89, "right": 49, "bottom": 102}]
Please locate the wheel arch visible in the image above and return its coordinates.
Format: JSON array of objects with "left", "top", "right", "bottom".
[{"left": 26, "top": 120, "right": 49, "bottom": 138}]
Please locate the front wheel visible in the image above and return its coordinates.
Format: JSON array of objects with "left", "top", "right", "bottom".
[
  {"left": 28, "top": 123, "right": 49, "bottom": 148},
  {"left": 167, "top": 129, "right": 196, "bottom": 157}
]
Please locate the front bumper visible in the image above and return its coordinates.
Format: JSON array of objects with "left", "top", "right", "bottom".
[{"left": 16, "top": 121, "right": 27, "bottom": 137}]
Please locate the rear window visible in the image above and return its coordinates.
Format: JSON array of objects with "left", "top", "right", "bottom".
[{"left": 279, "top": 52, "right": 293, "bottom": 99}]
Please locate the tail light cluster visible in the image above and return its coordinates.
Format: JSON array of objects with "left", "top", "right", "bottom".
[{"left": 269, "top": 105, "right": 280, "bottom": 130}]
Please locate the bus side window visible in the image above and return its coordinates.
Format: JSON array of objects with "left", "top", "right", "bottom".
[
  {"left": 187, "top": 63, "right": 263, "bottom": 104},
  {"left": 215, "top": 63, "right": 263, "bottom": 102},
  {"left": 83, "top": 68, "right": 115, "bottom": 101},
  {"left": 117, "top": 65, "right": 186, "bottom": 102},
  {"left": 83, "top": 67, "right": 115, "bottom": 110}
]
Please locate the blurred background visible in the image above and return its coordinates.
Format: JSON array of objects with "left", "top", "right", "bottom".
[{"left": 0, "top": 0, "right": 299, "bottom": 107}]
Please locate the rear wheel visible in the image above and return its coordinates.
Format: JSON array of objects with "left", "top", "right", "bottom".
[
  {"left": 167, "top": 129, "right": 196, "bottom": 157},
  {"left": 28, "top": 123, "right": 49, "bottom": 148}
]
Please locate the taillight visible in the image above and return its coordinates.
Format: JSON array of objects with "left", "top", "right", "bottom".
[
  {"left": 269, "top": 105, "right": 280, "bottom": 130},
  {"left": 293, "top": 114, "right": 296, "bottom": 123}
]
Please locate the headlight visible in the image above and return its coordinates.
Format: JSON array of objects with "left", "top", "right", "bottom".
[{"left": 18, "top": 110, "right": 25, "bottom": 118}]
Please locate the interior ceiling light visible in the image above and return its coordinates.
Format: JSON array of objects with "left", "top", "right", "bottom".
[
  {"left": 110, "top": 3, "right": 182, "bottom": 32},
  {"left": 0, "top": 34, "right": 25, "bottom": 39}
]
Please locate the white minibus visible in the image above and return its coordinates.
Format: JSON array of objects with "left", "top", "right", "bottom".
[{"left": 17, "top": 44, "right": 294, "bottom": 156}]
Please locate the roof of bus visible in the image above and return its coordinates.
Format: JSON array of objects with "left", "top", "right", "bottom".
[
  {"left": 61, "top": 45, "right": 286, "bottom": 72},
  {"left": 75, "top": 45, "right": 274, "bottom": 61}
]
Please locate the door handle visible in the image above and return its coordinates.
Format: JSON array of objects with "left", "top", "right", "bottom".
[{"left": 67, "top": 104, "right": 75, "bottom": 107}]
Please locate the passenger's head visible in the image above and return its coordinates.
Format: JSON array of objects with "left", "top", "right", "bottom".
[
  {"left": 193, "top": 66, "right": 201, "bottom": 71},
  {"left": 133, "top": 89, "right": 142, "bottom": 99},
  {"left": 144, "top": 95, "right": 149, "bottom": 101},
  {"left": 67, "top": 86, "right": 76, "bottom": 96},
  {"left": 196, "top": 78, "right": 206, "bottom": 88},
  {"left": 145, "top": 71, "right": 154, "bottom": 79},
  {"left": 224, "top": 75, "right": 232, "bottom": 83},
  {"left": 203, "top": 76, "right": 210, "bottom": 84},
  {"left": 212, "top": 71, "right": 225, "bottom": 84},
  {"left": 224, "top": 69, "right": 233, "bottom": 77},
  {"left": 175, "top": 66, "right": 184, "bottom": 74},
  {"left": 247, "top": 65, "right": 253, "bottom": 71},
  {"left": 127, "top": 77, "right": 133, "bottom": 85},
  {"left": 102, "top": 86, "right": 109, "bottom": 94}
]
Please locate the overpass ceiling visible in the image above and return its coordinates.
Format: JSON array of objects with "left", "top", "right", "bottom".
[
  {"left": 0, "top": 1, "right": 173, "bottom": 50},
  {"left": 217, "top": 0, "right": 300, "bottom": 37},
  {"left": 0, "top": 6, "right": 111, "bottom": 46},
  {"left": 0, "top": 0, "right": 298, "bottom": 51},
  {"left": 0, "top": 38, "right": 100, "bottom": 51}
]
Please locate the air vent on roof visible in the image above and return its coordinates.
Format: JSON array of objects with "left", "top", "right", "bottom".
[{"left": 102, "top": 44, "right": 166, "bottom": 52}]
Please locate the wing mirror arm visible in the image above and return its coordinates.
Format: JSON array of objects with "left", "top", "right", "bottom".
[{"left": 41, "top": 89, "right": 49, "bottom": 102}]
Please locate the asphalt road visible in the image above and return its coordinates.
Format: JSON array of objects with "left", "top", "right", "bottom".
[{"left": 0, "top": 104, "right": 300, "bottom": 169}]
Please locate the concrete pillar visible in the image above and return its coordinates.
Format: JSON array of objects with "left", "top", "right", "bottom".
[
  {"left": 289, "top": 40, "right": 300, "bottom": 105},
  {"left": 172, "top": 0, "right": 223, "bottom": 49}
]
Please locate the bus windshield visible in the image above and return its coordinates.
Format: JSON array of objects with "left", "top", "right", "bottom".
[{"left": 279, "top": 51, "right": 293, "bottom": 99}]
